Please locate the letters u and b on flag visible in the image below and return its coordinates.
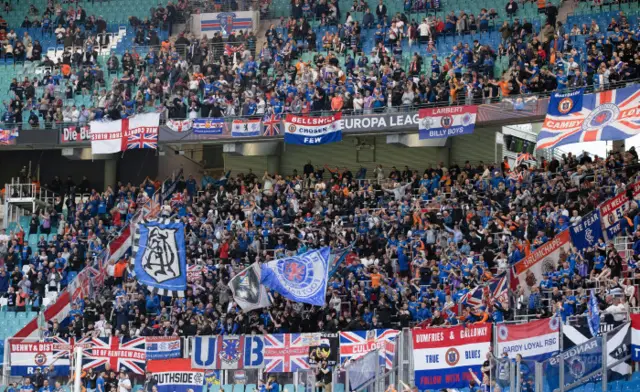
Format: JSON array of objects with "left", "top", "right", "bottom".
[
  {"left": 418, "top": 105, "right": 477, "bottom": 140},
  {"left": 191, "top": 335, "right": 265, "bottom": 370},
  {"left": 89, "top": 113, "right": 160, "bottom": 154},
  {"left": 232, "top": 119, "right": 262, "bottom": 137},
  {"left": 536, "top": 86, "right": 640, "bottom": 150},
  {"left": 131, "top": 219, "right": 188, "bottom": 297}
]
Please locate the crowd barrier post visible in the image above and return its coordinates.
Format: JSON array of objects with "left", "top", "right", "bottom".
[
  {"left": 509, "top": 358, "right": 515, "bottom": 392},
  {"left": 534, "top": 362, "right": 543, "bottom": 392},
  {"left": 602, "top": 330, "right": 608, "bottom": 392},
  {"left": 73, "top": 345, "right": 83, "bottom": 392},
  {"left": 2, "top": 337, "right": 10, "bottom": 386},
  {"left": 559, "top": 350, "right": 565, "bottom": 392}
]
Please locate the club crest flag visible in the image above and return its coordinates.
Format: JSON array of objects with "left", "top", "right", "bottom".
[
  {"left": 232, "top": 119, "right": 262, "bottom": 137},
  {"left": 146, "top": 337, "right": 182, "bottom": 360},
  {"left": 496, "top": 317, "right": 560, "bottom": 360},
  {"left": 413, "top": 325, "right": 491, "bottom": 390},
  {"left": 229, "top": 263, "right": 271, "bottom": 311},
  {"left": 418, "top": 105, "right": 477, "bottom": 139},
  {"left": 89, "top": 113, "right": 160, "bottom": 154},
  {"left": 599, "top": 192, "right": 630, "bottom": 239},
  {"left": 548, "top": 88, "right": 584, "bottom": 116},
  {"left": 193, "top": 118, "right": 227, "bottom": 135},
  {"left": 511, "top": 230, "right": 571, "bottom": 294},
  {"left": 632, "top": 314, "right": 640, "bottom": 361},
  {"left": 147, "top": 359, "right": 204, "bottom": 392},
  {"left": 260, "top": 247, "right": 330, "bottom": 306},
  {"left": 536, "top": 86, "right": 640, "bottom": 150},
  {"left": 339, "top": 329, "right": 399, "bottom": 369},
  {"left": 167, "top": 119, "right": 193, "bottom": 133},
  {"left": 569, "top": 209, "right": 603, "bottom": 251},
  {"left": 131, "top": 219, "right": 188, "bottom": 297},
  {"left": 9, "top": 337, "right": 72, "bottom": 376},
  {"left": 283, "top": 113, "right": 342, "bottom": 145}
]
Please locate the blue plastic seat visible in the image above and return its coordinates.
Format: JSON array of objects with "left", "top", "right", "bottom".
[
  {"left": 209, "top": 385, "right": 221, "bottom": 392},
  {"left": 232, "top": 385, "right": 244, "bottom": 392}
]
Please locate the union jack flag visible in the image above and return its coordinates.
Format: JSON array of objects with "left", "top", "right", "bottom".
[
  {"left": 224, "top": 44, "right": 245, "bottom": 56},
  {"left": 263, "top": 333, "right": 313, "bottom": 372},
  {"left": 461, "top": 273, "right": 508, "bottom": 309},
  {"left": 263, "top": 114, "right": 281, "bottom": 136},
  {"left": 339, "top": 329, "right": 399, "bottom": 369},
  {"left": 127, "top": 133, "right": 158, "bottom": 150},
  {"left": 536, "top": 86, "right": 640, "bottom": 150},
  {"left": 170, "top": 192, "right": 185, "bottom": 208},
  {"left": 82, "top": 337, "right": 147, "bottom": 374}
]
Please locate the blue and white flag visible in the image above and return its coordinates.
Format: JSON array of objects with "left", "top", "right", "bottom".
[
  {"left": 570, "top": 210, "right": 603, "bottom": 251},
  {"left": 548, "top": 88, "right": 584, "bottom": 116},
  {"left": 193, "top": 118, "right": 227, "bottom": 135},
  {"left": 284, "top": 113, "right": 342, "bottom": 145},
  {"left": 146, "top": 337, "right": 182, "bottom": 360},
  {"left": 131, "top": 219, "right": 188, "bottom": 296},
  {"left": 232, "top": 119, "right": 261, "bottom": 137},
  {"left": 147, "top": 359, "right": 204, "bottom": 392},
  {"left": 588, "top": 289, "right": 600, "bottom": 337},
  {"left": 260, "top": 247, "right": 331, "bottom": 306}
]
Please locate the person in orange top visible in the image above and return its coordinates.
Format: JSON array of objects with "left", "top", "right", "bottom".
[
  {"left": 369, "top": 267, "right": 382, "bottom": 288},
  {"left": 330, "top": 93, "right": 344, "bottom": 112},
  {"left": 61, "top": 63, "right": 71, "bottom": 77}
]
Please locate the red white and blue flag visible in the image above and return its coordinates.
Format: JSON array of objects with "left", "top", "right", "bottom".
[
  {"left": 263, "top": 333, "right": 314, "bottom": 372},
  {"left": 263, "top": 114, "right": 281, "bottom": 136},
  {"left": 82, "top": 337, "right": 147, "bottom": 374},
  {"left": 127, "top": 133, "right": 158, "bottom": 150},
  {"left": 339, "top": 329, "right": 399, "bottom": 369},
  {"left": 461, "top": 273, "right": 508, "bottom": 309},
  {"left": 496, "top": 317, "right": 560, "bottom": 360},
  {"left": 536, "top": 86, "right": 640, "bottom": 150}
]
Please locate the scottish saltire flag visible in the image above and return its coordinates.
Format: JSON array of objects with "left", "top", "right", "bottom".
[
  {"left": 339, "top": 329, "right": 399, "bottom": 369},
  {"left": 418, "top": 105, "right": 477, "bottom": 139},
  {"left": 263, "top": 333, "right": 314, "bottom": 372},
  {"left": 127, "top": 133, "right": 158, "bottom": 149},
  {"left": 82, "top": 337, "right": 147, "bottom": 374},
  {"left": 588, "top": 289, "right": 600, "bottom": 337},
  {"left": 570, "top": 210, "right": 603, "bottom": 251},
  {"left": 536, "top": 86, "right": 640, "bottom": 150},
  {"left": 260, "top": 247, "right": 330, "bottom": 306},
  {"left": 263, "top": 114, "right": 281, "bottom": 136},
  {"left": 283, "top": 113, "right": 342, "bottom": 145},
  {"left": 461, "top": 273, "right": 508, "bottom": 308},
  {"left": 146, "top": 337, "right": 181, "bottom": 360},
  {"left": 231, "top": 119, "right": 261, "bottom": 137},
  {"left": 548, "top": 88, "right": 584, "bottom": 116},
  {"left": 131, "top": 219, "right": 188, "bottom": 297},
  {"left": 193, "top": 118, "right": 227, "bottom": 135}
]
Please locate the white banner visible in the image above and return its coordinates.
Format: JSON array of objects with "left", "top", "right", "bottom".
[{"left": 90, "top": 113, "right": 160, "bottom": 154}]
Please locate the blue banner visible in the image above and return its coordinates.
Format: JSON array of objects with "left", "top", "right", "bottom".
[
  {"left": 418, "top": 106, "right": 477, "bottom": 139},
  {"left": 570, "top": 210, "right": 603, "bottom": 250},
  {"left": 548, "top": 88, "right": 584, "bottom": 116},
  {"left": 544, "top": 336, "right": 603, "bottom": 392},
  {"left": 261, "top": 247, "right": 331, "bottom": 306},
  {"left": 193, "top": 118, "right": 226, "bottom": 135},
  {"left": 132, "top": 219, "right": 188, "bottom": 296}
]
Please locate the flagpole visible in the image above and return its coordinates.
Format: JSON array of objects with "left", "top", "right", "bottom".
[{"left": 73, "top": 346, "right": 83, "bottom": 392}]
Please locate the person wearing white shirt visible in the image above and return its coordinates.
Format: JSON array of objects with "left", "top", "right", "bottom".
[
  {"left": 352, "top": 92, "right": 363, "bottom": 114},
  {"left": 118, "top": 372, "right": 132, "bottom": 392},
  {"left": 418, "top": 19, "right": 431, "bottom": 43}
]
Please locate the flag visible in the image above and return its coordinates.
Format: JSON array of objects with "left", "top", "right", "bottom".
[
  {"left": 588, "top": 289, "right": 600, "bottom": 337},
  {"left": 260, "top": 247, "right": 331, "bottom": 306},
  {"left": 171, "top": 192, "right": 185, "bottom": 208},
  {"left": 146, "top": 337, "right": 182, "bottom": 360},
  {"left": 515, "top": 152, "right": 536, "bottom": 167},
  {"left": 263, "top": 333, "right": 314, "bottom": 372},
  {"left": 461, "top": 273, "right": 508, "bottom": 308},
  {"left": 12, "top": 291, "right": 71, "bottom": 340},
  {"left": 536, "top": 86, "right": 640, "bottom": 150},
  {"left": 570, "top": 210, "right": 603, "bottom": 251},
  {"left": 231, "top": 119, "right": 262, "bottom": 137},
  {"left": 108, "top": 225, "right": 132, "bottom": 264},
  {"left": 167, "top": 119, "right": 193, "bottom": 133},
  {"left": 8, "top": 337, "right": 72, "bottom": 376},
  {"left": 89, "top": 113, "right": 160, "bottom": 154},
  {"left": 599, "top": 192, "right": 629, "bottom": 239},
  {"left": 0, "top": 128, "right": 19, "bottom": 145},
  {"left": 131, "top": 219, "right": 188, "bottom": 297},
  {"left": 632, "top": 314, "right": 640, "bottom": 361},
  {"left": 548, "top": 88, "right": 584, "bottom": 116},
  {"left": 284, "top": 113, "right": 342, "bottom": 145},
  {"left": 82, "top": 337, "right": 147, "bottom": 374},
  {"left": 193, "top": 118, "right": 227, "bottom": 135},
  {"left": 263, "top": 114, "right": 281, "bottom": 136},
  {"left": 339, "top": 329, "right": 399, "bottom": 369},
  {"left": 146, "top": 359, "right": 205, "bottom": 392},
  {"left": 224, "top": 44, "right": 245, "bottom": 56},
  {"left": 127, "top": 132, "right": 158, "bottom": 150},
  {"left": 229, "top": 263, "right": 271, "bottom": 311},
  {"left": 496, "top": 318, "right": 560, "bottom": 360},
  {"left": 418, "top": 105, "right": 477, "bottom": 139}
]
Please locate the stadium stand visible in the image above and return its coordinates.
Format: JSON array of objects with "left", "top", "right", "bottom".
[{"left": 0, "top": 0, "right": 640, "bottom": 389}]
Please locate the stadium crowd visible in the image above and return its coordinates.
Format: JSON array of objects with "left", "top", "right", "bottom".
[{"left": 0, "top": 0, "right": 639, "bottom": 127}]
